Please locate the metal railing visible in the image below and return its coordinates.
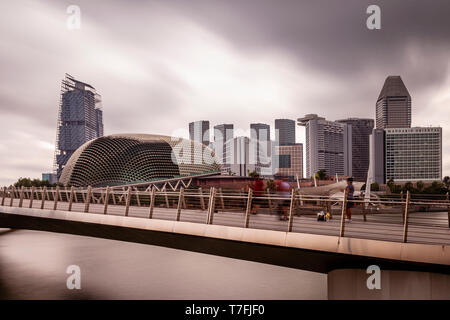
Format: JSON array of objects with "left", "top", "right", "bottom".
[{"left": 1, "top": 185, "right": 450, "bottom": 244}]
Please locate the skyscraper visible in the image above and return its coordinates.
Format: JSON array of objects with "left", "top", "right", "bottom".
[
  {"left": 224, "top": 136, "right": 256, "bottom": 176},
  {"left": 189, "top": 120, "right": 210, "bottom": 146},
  {"left": 384, "top": 127, "right": 442, "bottom": 182},
  {"left": 250, "top": 123, "right": 271, "bottom": 168},
  {"left": 336, "top": 118, "right": 374, "bottom": 181},
  {"left": 298, "top": 114, "right": 352, "bottom": 179},
  {"left": 369, "top": 128, "right": 386, "bottom": 184},
  {"left": 53, "top": 74, "right": 103, "bottom": 179},
  {"left": 214, "top": 124, "right": 234, "bottom": 172},
  {"left": 275, "top": 144, "right": 303, "bottom": 181},
  {"left": 376, "top": 76, "right": 411, "bottom": 129},
  {"left": 275, "top": 119, "right": 295, "bottom": 146}
]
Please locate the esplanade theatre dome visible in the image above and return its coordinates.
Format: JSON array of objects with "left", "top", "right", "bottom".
[{"left": 59, "top": 134, "right": 222, "bottom": 187}]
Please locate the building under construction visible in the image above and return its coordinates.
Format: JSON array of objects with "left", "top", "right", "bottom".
[{"left": 53, "top": 74, "right": 104, "bottom": 180}]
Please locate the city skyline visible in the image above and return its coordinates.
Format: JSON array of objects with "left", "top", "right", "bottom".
[{"left": 1, "top": 0, "right": 450, "bottom": 186}]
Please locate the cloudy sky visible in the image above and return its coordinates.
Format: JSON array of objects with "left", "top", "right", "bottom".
[{"left": 0, "top": 0, "right": 449, "bottom": 185}]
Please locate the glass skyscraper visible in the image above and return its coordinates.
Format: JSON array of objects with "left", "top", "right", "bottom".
[{"left": 53, "top": 74, "right": 104, "bottom": 179}]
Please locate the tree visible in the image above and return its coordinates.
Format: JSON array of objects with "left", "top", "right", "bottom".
[
  {"left": 13, "top": 177, "right": 57, "bottom": 188},
  {"left": 248, "top": 170, "right": 259, "bottom": 179},
  {"left": 371, "top": 182, "right": 380, "bottom": 191},
  {"left": 315, "top": 169, "right": 327, "bottom": 180},
  {"left": 416, "top": 181, "right": 424, "bottom": 192},
  {"left": 443, "top": 176, "right": 450, "bottom": 190},
  {"left": 402, "top": 181, "right": 416, "bottom": 193},
  {"left": 387, "top": 179, "right": 395, "bottom": 193}
]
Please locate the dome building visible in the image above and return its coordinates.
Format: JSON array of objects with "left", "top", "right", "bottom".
[{"left": 59, "top": 134, "right": 222, "bottom": 187}]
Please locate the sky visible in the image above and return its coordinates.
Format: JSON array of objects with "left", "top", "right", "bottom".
[{"left": 0, "top": 0, "right": 449, "bottom": 185}]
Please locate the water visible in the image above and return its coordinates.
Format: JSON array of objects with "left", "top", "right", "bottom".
[{"left": 0, "top": 228, "right": 327, "bottom": 299}]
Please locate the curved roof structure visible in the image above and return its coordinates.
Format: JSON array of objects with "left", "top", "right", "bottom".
[{"left": 59, "top": 134, "right": 222, "bottom": 187}]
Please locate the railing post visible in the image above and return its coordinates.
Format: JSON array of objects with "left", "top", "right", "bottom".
[
  {"left": 267, "top": 188, "right": 272, "bottom": 215},
  {"left": 53, "top": 185, "right": 60, "bottom": 210},
  {"left": 176, "top": 187, "right": 184, "bottom": 221},
  {"left": 205, "top": 188, "right": 212, "bottom": 223},
  {"left": 111, "top": 189, "right": 116, "bottom": 205},
  {"left": 9, "top": 187, "right": 15, "bottom": 207},
  {"left": 244, "top": 188, "right": 253, "bottom": 228},
  {"left": 339, "top": 188, "right": 348, "bottom": 238},
  {"left": 362, "top": 196, "right": 367, "bottom": 222},
  {"left": 81, "top": 189, "right": 86, "bottom": 203},
  {"left": 40, "top": 186, "right": 47, "bottom": 209},
  {"left": 135, "top": 187, "right": 141, "bottom": 207},
  {"left": 68, "top": 186, "right": 74, "bottom": 212},
  {"left": 446, "top": 192, "right": 450, "bottom": 229},
  {"left": 1, "top": 186, "right": 6, "bottom": 206},
  {"left": 103, "top": 186, "right": 110, "bottom": 215},
  {"left": 18, "top": 186, "right": 25, "bottom": 208},
  {"left": 65, "top": 187, "right": 69, "bottom": 202},
  {"left": 400, "top": 191, "right": 405, "bottom": 223},
  {"left": 124, "top": 187, "right": 131, "bottom": 216},
  {"left": 288, "top": 188, "right": 296, "bottom": 232},
  {"left": 163, "top": 187, "right": 170, "bottom": 208},
  {"left": 206, "top": 187, "right": 216, "bottom": 224},
  {"left": 199, "top": 187, "right": 206, "bottom": 211},
  {"left": 149, "top": 186, "right": 156, "bottom": 219},
  {"left": 29, "top": 186, "right": 36, "bottom": 208},
  {"left": 402, "top": 191, "right": 411, "bottom": 243},
  {"left": 84, "top": 186, "right": 92, "bottom": 213}
]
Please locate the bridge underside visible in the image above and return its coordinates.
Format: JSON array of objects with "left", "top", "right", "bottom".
[{"left": 1, "top": 209, "right": 449, "bottom": 276}]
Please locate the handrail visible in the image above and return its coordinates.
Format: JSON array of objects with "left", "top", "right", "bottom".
[{"left": 1, "top": 185, "right": 449, "bottom": 246}]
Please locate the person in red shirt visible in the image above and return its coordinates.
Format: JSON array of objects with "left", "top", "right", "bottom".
[{"left": 251, "top": 174, "right": 265, "bottom": 214}]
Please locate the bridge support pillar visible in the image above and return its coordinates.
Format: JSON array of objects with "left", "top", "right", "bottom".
[{"left": 327, "top": 268, "right": 450, "bottom": 300}]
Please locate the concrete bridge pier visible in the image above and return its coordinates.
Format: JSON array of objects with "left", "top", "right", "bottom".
[{"left": 327, "top": 269, "right": 450, "bottom": 299}]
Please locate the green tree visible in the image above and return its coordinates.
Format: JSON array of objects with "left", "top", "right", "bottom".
[
  {"left": 370, "top": 182, "right": 380, "bottom": 191},
  {"left": 402, "top": 181, "right": 415, "bottom": 193},
  {"left": 387, "top": 179, "right": 395, "bottom": 193},
  {"left": 416, "top": 181, "right": 424, "bottom": 192},
  {"left": 248, "top": 170, "right": 259, "bottom": 179},
  {"left": 315, "top": 169, "right": 327, "bottom": 180}
]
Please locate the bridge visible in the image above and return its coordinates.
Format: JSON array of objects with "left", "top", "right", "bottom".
[{"left": 1, "top": 184, "right": 450, "bottom": 299}]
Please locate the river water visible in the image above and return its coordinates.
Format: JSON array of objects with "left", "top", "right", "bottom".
[{"left": 0, "top": 228, "right": 327, "bottom": 299}]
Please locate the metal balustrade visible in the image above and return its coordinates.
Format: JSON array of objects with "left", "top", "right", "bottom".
[{"left": 1, "top": 186, "right": 450, "bottom": 245}]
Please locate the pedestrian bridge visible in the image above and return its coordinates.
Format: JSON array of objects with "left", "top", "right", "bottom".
[{"left": 1, "top": 186, "right": 450, "bottom": 299}]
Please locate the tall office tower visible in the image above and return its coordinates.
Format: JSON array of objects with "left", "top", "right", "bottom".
[
  {"left": 369, "top": 128, "right": 386, "bottom": 184},
  {"left": 213, "top": 124, "right": 234, "bottom": 172},
  {"left": 298, "top": 114, "right": 352, "bottom": 179},
  {"left": 376, "top": 76, "right": 411, "bottom": 129},
  {"left": 96, "top": 108, "right": 104, "bottom": 137},
  {"left": 189, "top": 120, "right": 210, "bottom": 146},
  {"left": 250, "top": 123, "right": 271, "bottom": 167},
  {"left": 224, "top": 136, "right": 256, "bottom": 176},
  {"left": 53, "top": 74, "right": 103, "bottom": 179},
  {"left": 275, "top": 119, "right": 296, "bottom": 146},
  {"left": 275, "top": 144, "right": 303, "bottom": 181},
  {"left": 385, "top": 127, "right": 442, "bottom": 182},
  {"left": 336, "top": 118, "right": 374, "bottom": 181}
]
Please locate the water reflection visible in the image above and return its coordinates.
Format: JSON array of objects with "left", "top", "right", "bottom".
[{"left": 0, "top": 228, "right": 326, "bottom": 299}]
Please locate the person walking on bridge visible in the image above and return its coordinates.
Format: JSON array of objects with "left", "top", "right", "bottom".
[
  {"left": 345, "top": 177, "right": 354, "bottom": 222},
  {"left": 251, "top": 174, "right": 265, "bottom": 214}
]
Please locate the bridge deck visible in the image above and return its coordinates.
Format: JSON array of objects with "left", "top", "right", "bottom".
[{"left": 7, "top": 198, "right": 450, "bottom": 246}]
